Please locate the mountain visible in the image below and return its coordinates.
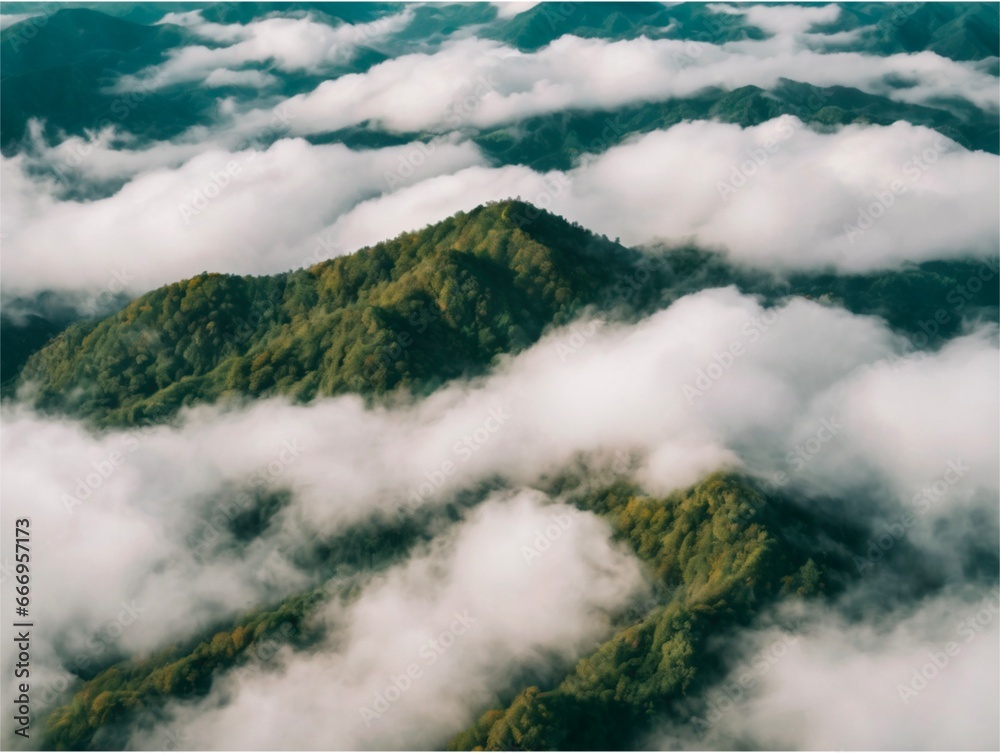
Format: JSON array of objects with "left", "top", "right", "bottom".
[
  {"left": 0, "top": 310, "right": 74, "bottom": 385},
  {"left": 42, "top": 487, "right": 425, "bottom": 750},
  {"left": 473, "top": 80, "right": 999, "bottom": 173},
  {"left": 15, "top": 201, "right": 657, "bottom": 426},
  {"left": 482, "top": 1, "right": 766, "bottom": 51},
  {"left": 14, "top": 201, "right": 998, "bottom": 428},
  {"left": 449, "top": 474, "right": 853, "bottom": 751},
  {"left": 0, "top": 8, "right": 202, "bottom": 149},
  {"left": 482, "top": 2, "right": 1000, "bottom": 60},
  {"left": 0, "top": 8, "right": 188, "bottom": 78},
  {"left": 6, "top": 4, "right": 995, "bottom": 157},
  {"left": 39, "top": 472, "right": 871, "bottom": 751},
  {"left": 0, "top": 5, "right": 395, "bottom": 151},
  {"left": 834, "top": 2, "right": 1000, "bottom": 61}
]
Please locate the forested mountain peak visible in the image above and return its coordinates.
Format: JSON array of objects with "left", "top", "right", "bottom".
[{"left": 15, "top": 200, "right": 640, "bottom": 425}]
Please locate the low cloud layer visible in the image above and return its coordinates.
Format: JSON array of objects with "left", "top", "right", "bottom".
[
  {"left": 321, "top": 118, "right": 1000, "bottom": 272},
  {"left": 135, "top": 492, "right": 647, "bottom": 750},
  {"left": 0, "top": 136, "right": 483, "bottom": 298},
  {"left": 2, "top": 5, "right": 997, "bottom": 748},
  {"left": 264, "top": 32, "right": 998, "bottom": 136},
  {"left": 5, "top": 117, "right": 996, "bottom": 305},
  {"left": 712, "top": 3, "right": 842, "bottom": 36},
  {"left": 117, "top": 10, "right": 414, "bottom": 91},
  {"left": 655, "top": 588, "right": 1000, "bottom": 750},
  {"left": 4, "top": 287, "right": 996, "bottom": 747}
]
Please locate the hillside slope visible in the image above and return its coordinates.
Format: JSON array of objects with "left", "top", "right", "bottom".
[
  {"left": 16, "top": 200, "right": 998, "bottom": 427},
  {"left": 17, "top": 201, "right": 655, "bottom": 425},
  {"left": 41, "top": 472, "right": 868, "bottom": 751}
]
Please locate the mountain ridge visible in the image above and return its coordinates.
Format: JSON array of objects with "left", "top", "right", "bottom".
[
  {"left": 13, "top": 199, "right": 1000, "bottom": 428},
  {"left": 15, "top": 199, "right": 657, "bottom": 425}
]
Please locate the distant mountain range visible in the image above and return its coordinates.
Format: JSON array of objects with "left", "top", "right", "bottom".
[{"left": 3, "top": 3, "right": 997, "bottom": 151}]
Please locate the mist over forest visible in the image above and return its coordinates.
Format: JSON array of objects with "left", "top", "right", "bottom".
[{"left": 1, "top": 2, "right": 998, "bottom": 751}]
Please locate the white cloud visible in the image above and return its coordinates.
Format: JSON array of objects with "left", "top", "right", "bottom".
[
  {"left": 6, "top": 287, "right": 995, "bottom": 575},
  {"left": 492, "top": 2, "right": 541, "bottom": 21},
  {"left": 118, "top": 10, "right": 414, "bottom": 91},
  {"left": 3, "top": 287, "right": 996, "bottom": 747},
  {"left": 656, "top": 590, "right": 1000, "bottom": 750},
  {"left": 18, "top": 120, "right": 212, "bottom": 185},
  {"left": 202, "top": 68, "right": 279, "bottom": 89},
  {"left": 5, "top": 118, "right": 996, "bottom": 306},
  {"left": 0, "top": 136, "right": 484, "bottom": 298},
  {"left": 318, "top": 118, "right": 1000, "bottom": 272},
  {"left": 0, "top": 12, "right": 37, "bottom": 30},
  {"left": 0, "top": 408, "right": 313, "bottom": 666},
  {"left": 133, "top": 492, "right": 647, "bottom": 749},
  {"left": 263, "top": 33, "right": 998, "bottom": 137},
  {"left": 711, "top": 3, "right": 842, "bottom": 37},
  {"left": 2, "top": 6, "right": 998, "bottom": 748}
]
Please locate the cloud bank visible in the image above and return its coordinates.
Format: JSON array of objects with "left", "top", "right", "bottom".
[
  {"left": 117, "top": 10, "right": 414, "bottom": 91},
  {"left": 134, "top": 492, "right": 647, "bottom": 750},
  {"left": 322, "top": 118, "right": 1000, "bottom": 272},
  {"left": 266, "top": 32, "right": 998, "bottom": 136},
  {"left": 5, "top": 117, "right": 997, "bottom": 306}
]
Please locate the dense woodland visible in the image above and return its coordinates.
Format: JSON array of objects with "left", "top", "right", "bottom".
[
  {"left": 16, "top": 201, "right": 656, "bottom": 424},
  {"left": 448, "top": 473, "right": 851, "bottom": 750},
  {"left": 13, "top": 200, "right": 998, "bottom": 428},
  {"left": 41, "top": 472, "right": 871, "bottom": 750}
]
